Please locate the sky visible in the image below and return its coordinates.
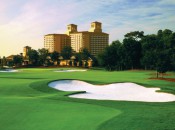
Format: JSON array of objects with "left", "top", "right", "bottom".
[{"left": 0, "top": 0, "right": 175, "bottom": 56}]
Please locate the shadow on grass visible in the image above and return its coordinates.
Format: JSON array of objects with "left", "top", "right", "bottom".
[
  {"left": 28, "top": 79, "right": 87, "bottom": 100},
  {"left": 29, "top": 80, "right": 59, "bottom": 93}
]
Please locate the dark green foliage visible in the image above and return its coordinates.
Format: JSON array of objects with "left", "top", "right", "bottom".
[
  {"left": 169, "top": 48, "right": 175, "bottom": 70},
  {"left": 79, "top": 60, "right": 82, "bottom": 66},
  {"left": 99, "top": 29, "right": 175, "bottom": 74},
  {"left": 75, "top": 53, "right": 82, "bottom": 63},
  {"left": 84, "top": 61, "right": 88, "bottom": 68},
  {"left": 69, "top": 60, "right": 72, "bottom": 66},
  {"left": 91, "top": 56, "right": 98, "bottom": 67},
  {"left": 7, "top": 60, "right": 14, "bottom": 67},
  {"left": 141, "top": 34, "right": 158, "bottom": 70},
  {"left": 50, "top": 51, "right": 59, "bottom": 62},
  {"left": 156, "top": 50, "right": 170, "bottom": 77},
  {"left": 13, "top": 55, "right": 23, "bottom": 66},
  {"left": 123, "top": 38, "right": 141, "bottom": 69},
  {"left": 28, "top": 49, "right": 39, "bottom": 65},
  {"left": 98, "top": 41, "right": 122, "bottom": 71},
  {"left": 61, "top": 46, "right": 73, "bottom": 60},
  {"left": 28, "top": 49, "right": 60, "bottom": 66},
  {"left": 124, "top": 31, "right": 144, "bottom": 41},
  {"left": 80, "top": 48, "right": 91, "bottom": 61},
  {"left": 141, "top": 51, "right": 157, "bottom": 70},
  {"left": 38, "top": 48, "right": 49, "bottom": 65},
  {"left": 73, "top": 48, "right": 92, "bottom": 67}
]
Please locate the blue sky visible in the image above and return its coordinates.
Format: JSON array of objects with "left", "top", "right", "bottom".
[{"left": 0, "top": 0, "right": 175, "bottom": 56}]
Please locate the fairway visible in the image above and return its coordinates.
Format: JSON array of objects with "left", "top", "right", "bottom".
[{"left": 0, "top": 68, "right": 175, "bottom": 130}]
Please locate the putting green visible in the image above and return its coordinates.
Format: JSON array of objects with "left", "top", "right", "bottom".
[{"left": 0, "top": 68, "right": 175, "bottom": 130}]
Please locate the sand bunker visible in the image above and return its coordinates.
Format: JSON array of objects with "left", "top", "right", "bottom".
[
  {"left": 49, "top": 80, "right": 175, "bottom": 102},
  {"left": 0, "top": 69, "right": 19, "bottom": 72},
  {"left": 55, "top": 69, "right": 87, "bottom": 72}
]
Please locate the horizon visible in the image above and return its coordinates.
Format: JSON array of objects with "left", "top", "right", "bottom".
[{"left": 0, "top": 0, "right": 175, "bottom": 56}]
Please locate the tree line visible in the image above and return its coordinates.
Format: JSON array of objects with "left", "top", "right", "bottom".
[
  {"left": 98, "top": 29, "right": 175, "bottom": 76},
  {"left": 0, "top": 46, "right": 94, "bottom": 68},
  {"left": 1, "top": 29, "right": 174, "bottom": 75},
  {"left": 26, "top": 47, "right": 93, "bottom": 67}
]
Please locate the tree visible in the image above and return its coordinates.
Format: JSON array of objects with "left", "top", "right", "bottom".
[
  {"left": 110, "top": 40, "right": 124, "bottom": 70},
  {"left": 141, "top": 34, "right": 158, "bottom": 70},
  {"left": 75, "top": 53, "right": 82, "bottom": 66},
  {"left": 80, "top": 48, "right": 92, "bottom": 67},
  {"left": 74, "top": 48, "right": 91, "bottom": 67},
  {"left": 50, "top": 51, "right": 59, "bottom": 65},
  {"left": 0, "top": 57, "right": 2, "bottom": 68},
  {"left": 98, "top": 41, "right": 122, "bottom": 71},
  {"left": 0, "top": 56, "right": 7, "bottom": 68},
  {"left": 97, "top": 29, "right": 175, "bottom": 72},
  {"left": 61, "top": 46, "right": 72, "bottom": 60},
  {"left": 170, "top": 49, "right": 175, "bottom": 70},
  {"left": 13, "top": 55, "right": 23, "bottom": 67},
  {"left": 160, "top": 30, "right": 175, "bottom": 71},
  {"left": 0, "top": 57, "right": 4, "bottom": 69},
  {"left": 123, "top": 38, "right": 142, "bottom": 69},
  {"left": 28, "top": 49, "right": 39, "bottom": 65},
  {"left": 124, "top": 31, "right": 144, "bottom": 41},
  {"left": 123, "top": 31, "right": 143, "bottom": 69},
  {"left": 141, "top": 51, "right": 157, "bottom": 70},
  {"left": 80, "top": 48, "right": 91, "bottom": 61},
  {"left": 156, "top": 51, "right": 170, "bottom": 78},
  {"left": 169, "top": 39, "right": 175, "bottom": 70},
  {"left": 155, "top": 29, "right": 172, "bottom": 75},
  {"left": 38, "top": 48, "right": 49, "bottom": 65},
  {"left": 141, "top": 29, "right": 172, "bottom": 76},
  {"left": 91, "top": 55, "right": 98, "bottom": 67}
]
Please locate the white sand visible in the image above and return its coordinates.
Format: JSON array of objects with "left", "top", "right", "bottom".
[
  {"left": 0, "top": 69, "right": 19, "bottom": 72},
  {"left": 55, "top": 69, "right": 87, "bottom": 72},
  {"left": 49, "top": 80, "right": 175, "bottom": 102}
]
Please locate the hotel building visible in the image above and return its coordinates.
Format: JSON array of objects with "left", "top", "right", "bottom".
[
  {"left": 44, "top": 34, "right": 70, "bottom": 53},
  {"left": 44, "top": 21, "right": 109, "bottom": 56},
  {"left": 23, "top": 46, "right": 31, "bottom": 57}
]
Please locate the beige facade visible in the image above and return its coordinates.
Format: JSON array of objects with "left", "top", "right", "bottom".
[
  {"left": 89, "top": 21, "right": 102, "bottom": 33},
  {"left": 44, "top": 21, "right": 109, "bottom": 56},
  {"left": 44, "top": 34, "right": 70, "bottom": 53},
  {"left": 89, "top": 32, "right": 108, "bottom": 56},
  {"left": 66, "top": 24, "right": 77, "bottom": 35},
  {"left": 69, "top": 22, "right": 108, "bottom": 55},
  {"left": 70, "top": 32, "right": 90, "bottom": 52}
]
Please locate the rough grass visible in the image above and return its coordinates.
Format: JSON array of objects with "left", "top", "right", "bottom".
[{"left": 0, "top": 68, "right": 175, "bottom": 130}]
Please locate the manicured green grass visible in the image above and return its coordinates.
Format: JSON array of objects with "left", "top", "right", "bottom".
[{"left": 0, "top": 68, "right": 175, "bottom": 130}]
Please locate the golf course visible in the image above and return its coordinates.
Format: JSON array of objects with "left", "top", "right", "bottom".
[{"left": 0, "top": 68, "right": 175, "bottom": 130}]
